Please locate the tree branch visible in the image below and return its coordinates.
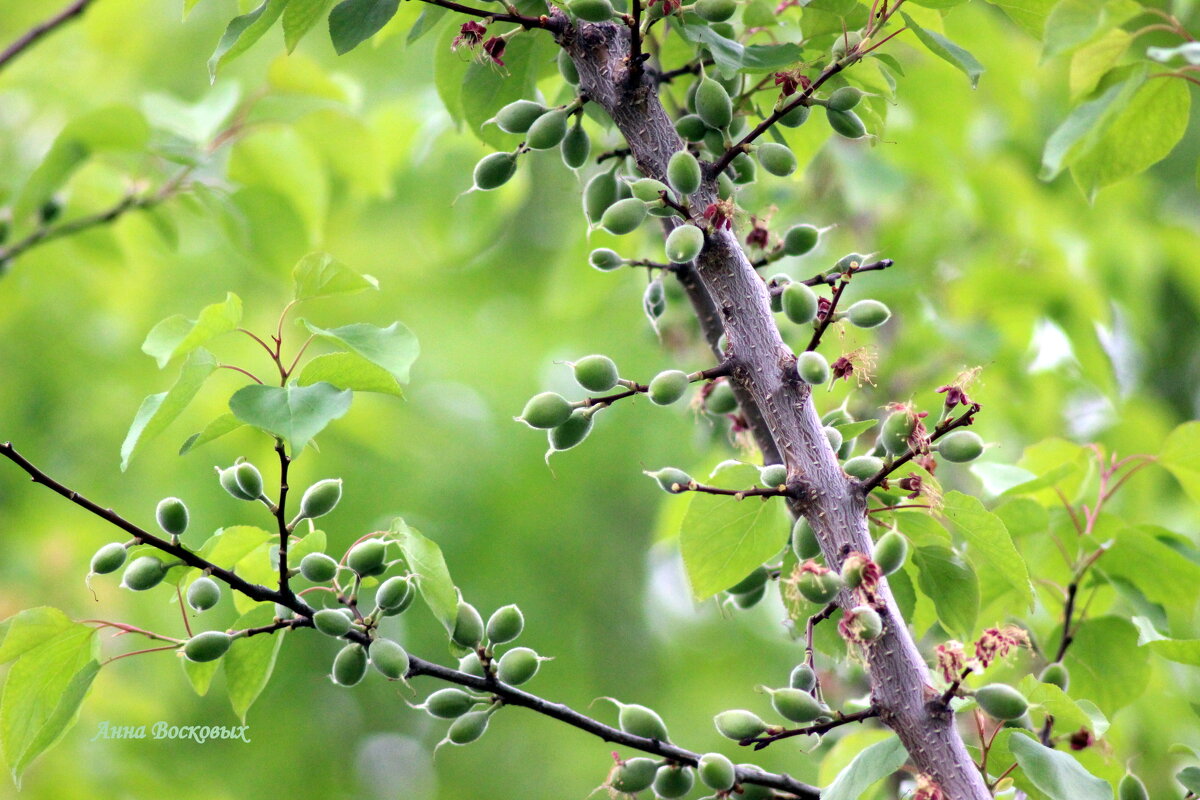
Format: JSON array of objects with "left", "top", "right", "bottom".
[
  {"left": 744, "top": 707, "right": 880, "bottom": 750},
  {"left": 0, "top": 0, "right": 98, "bottom": 74}
]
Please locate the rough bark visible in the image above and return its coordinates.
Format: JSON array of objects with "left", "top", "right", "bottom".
[{"left": 558, "top": 18, "right": 991, "bottom": 799}]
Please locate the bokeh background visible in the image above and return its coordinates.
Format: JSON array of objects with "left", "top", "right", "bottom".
[{"left": 1, "top": 0, "right": 1198, "bottom": 798}]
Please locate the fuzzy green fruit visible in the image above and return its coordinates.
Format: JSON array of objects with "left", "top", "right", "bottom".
[
  {"left": 1118, "top": 774, "right": 1149, "bottom": 800},
  {"left": 218, "top": 466, "right": 257, "bottom": 501},
  {"left": 314, "top": 608, "right": 354, "bottom": 637},
  {"left": 831, "top": 30, "right": 863, "bottom": 60},
  {"left": 880, "top": 409, "right": 917, "bottom": 456},
  {"left": 588, "top": 247, "right": 624, "bottom": 271},
  {"left": 667, "top": 150, "right": 702, "bottom": 196},
  {"left": 473, "top": 152, "right": 518, "bottom": 190},
  {"left": 458, "top": 652, "right": 486, "bottom": 677},
  {"left": 452, "top": 601, "right": 485, "bottom": 648},
  {"left": 497, "top": 646, "right": 541, "bottom": 685},
  {"left": 824, "top": 425, "right": 844, "bottom": 452},
  {"left": 975, "top": 684, "right": 1028, "bottom": 721},
  {"left": 827, "top": 108, "right": 867, "bottom": 139},
  {"left": 726, "top": 565, "right": 769, "bottom": 596},
  {"left": 653, "top": 765, "right": 694, "bottom": 799},
  {"left": 425, "top": 688, "right": 478, "bottom": 718},
  {"left": 616, "top": 702, "right": 669, "bottom": 741},
  {"left": 695, "top": 76, "right": 733, "bottom": 129},
  {"left": 778, "top": 103, "right": 811, "bottom": 128},
  {"left": 155, "top": 497, "right": 189, "bottom": 536},
  {"left": 300, "top": 552, "right": 339, "bottom": 583},
  {"left": 769, "top": 687, "right": 825, "bottom": 723},
  {"left": 332, "top": 643, "right": 369, "bottom": 687},
  {"left": 123, "top": 556, "right": 168, "bottom": 591},
  {"left": 600, "top": 197, "right": 648, "bottom": 235},
  {"left": 714, "top": 709, "right": 768, "bottom": 740},
  {"left": 558, "top": 50, "right": 579, "bottom": 84},
  {"left": 186, "top": 577, "right": 221, "bottom": 612},
  {"left": 797, "top": 569, "right": 843, "bottom": 604},
  {"left": 795, "top": 351, "right": 830, "bottom": 385},
  {"left": 834, "top": 252, "right": 867, "bottom": 273},
  {"left": 845, "top": 604, "right": 883, "bottom": 640},
  {"left": 495, "top": 100, "right": 546, "bottom": 134},
  {"left": 486, "top": 604, "right": 525, "bottom": 644},
  {"left": 872, "top": 531, "right": 908, "bottom": 575},
  {"left": 90, "top": 542, "right": 128, "bottom": 575},
  {"left": 789, "top": 664, "right": 817, "bottom": 692},
  {"left": 847, "top": 299, "right": 891, "bottom": 328},
  {"left": 665, "top": 224, "right": 704, "bottom": 263},
  {"left": 275, "top": 603, "right": 295, "bottom": 620},
  {"left": 648, "top": 369, "right": 689, "bottom": 405},
  {"left": 731, "top": 152, "right": 756, "bottom": 184},
  {"left": 782, "top": 224, "right": 820, "bottom": 256},
  {"left": 827, "top": 86, "right": 864, "bottom": 111},
  {"left": 548, "top": 410, "right": 593, "bottom": 451},
  {"left": 732, "top": 584, "right": 766, "bottom": 608},
  {"left": 572, "top": 355, "right": 619, "bottom": 392},
  {"left": 519, "top": 392, "right": 572, "bottom": 429},
  {"left": 695, "top": 0, "right": 735, "bottom": 20},
  {"left": 629, "top": 177, "right": 668, "bottom": 203},
  {"left": 448, "top": 710, "right": 490, "bottom": 744},
  {"left": 937, "top": 431, "right": 984, "bottom": 463},
  {"left": 526, "top": 109, "right": 569, "bottom": 150},
  {"left": 705, "top": 380, "right": 738, "bottom": 414},
  {"left": 646, "top": 467, "right": 692, "bottom": 494},
  {"left": 842, "top": 455, "right": 884, "bottom": 481},
  {"left": 791, "top": 517, "right": 821, "bottom": 560},
  {"left": 299, "top": 478, "right": 342, "bottom": 520},
  {"left": 1039, "top": 662, "right": 1070, "bottom": 691},
  {"left": 583, "top": 169, "right": 619, "bottom": 223},
  {"left": 757, "top": 142, "right": 797, "bottom": 177},
  {"left": 346, "top": 539, "right": 388, "bottom": 577},
  {"left": 376, "top": 576, "right": 414, "bottom": 611},
  {"left": 183, "top": 631, "right": 231, "bottom": 663},
  {"left": 370, "top": 638, "right": 410, "bottom": 680},
  {"left": 841, "top": 553, "right": 869, "bottom": 589},
  {"left": 782, "top": 282, "right": 818, "bottom": 324},
  {"left": 569, "top": 0, "right": 614, "bottom": 20},
  {"left": 612, "top": 758, "right": 657, "bottom": 793},
  {"left": 759, "top": 463, "right": 788, "bottom": 488},
  {"left": 561, "top": 121, "right": 591, "bottom": 169},
  {"left": 674, "top": 114, "right": 708, "bottom": 142},
  {"left": 697, "top": 752, "right": 736, "bottom": 791}
]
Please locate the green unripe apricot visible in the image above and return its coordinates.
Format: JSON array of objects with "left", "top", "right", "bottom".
[
  {"left": 370, "top": 638, "right": 410, "bottom": 680},
  {"left": 667, "top": 150, "right": 702, "bottom": 196},
  {"left": 705, "top": 381, "right": 737, "bottom": 414},
  {"left": 831, "top": 30, "right": 863, "bottom": 60},
  {"left": 520, "top": 392, "right": 572, "bottom": 429},
  {"left": 827, "top": 108, "right": 867, "bottom": 139},
  {"left": 731, "top": 152, "right": 757, "bottom": 184},
  {"left": 783, "top": 224, "right": 820, "bottom": 256},
  {"left": 558, "top": 50, "right": 579, "bottom": 84},
  {"left": 612, "top": 758, "right": 657, "bottom": 793},
  {"left": 458, "top": 652, "right": 486, "bottom": 677},
  {"left": 695, "top": 0, "right": 736, "bottom": 20},
  {"left": 583, "top": 169, "right": 619, "bottom": 223},
  {"left": 872, "top": 531, "right": 908, "bottom": 575},
  {"left": 845, "top": 604, "right": 883, "bottom": 640},
  {"left": 526, "top": 109, "right": 569, "bottom": 150},
  {"left": 569, "top": 0, "right": 614, "bottom": 21},
  {"left": 599, "top": 197, "right": 648, "bottom": 235},
  {"left": 778, "top": 103, "right": 811, "bottom": 128},
  {"left": 486, "top": 604, "right": 525, "bottom": 644},
  {"left": 548, "top": 410, "right": 593, "bottom": 452},
  {"left": 561, "top": 121, "right": 591, "bottom": 169},
  {"left": 797, "top": 569, "right": 843, "bottom": 604},
  {"left": 425, "top": 688, "right": 478, "bottom": 718},
  {"left": 448, "top": 710, "right": 490, "bottom": 744},
  {"left": 795, "top": 351, "right": 830, "bottom": 385},
  {"left": 495, "top": 100, "right": 546, "bottom": 134},
  {"left": 1040, "top": 662, "right": 1070, "bottom": 691},
  {"left": 299, "top": 478, "right": 342, "bottom": 520},
  {"left": 824, "top": 425, "right": 844, "bottom": 452},
  {"left": 789, "top": 663, "right": 817, "bottom": 692},
  {"left": 218, "top": 466, "right": 257, "bottom": 501},
  {"left": 782, "top": 282, "right": 819, "bottom": 324},
  {"left": 497, "top": 646, "right": 541, "bottom": 685},
  {"left": 275, "top": 603, "right": 295, "bottom": 620},
  {"left": 376, "top": 576, "right": 414, "bottom": 611},
  {"left": 648, "top": 369, "right": 689, "bottom": 405},
  {"left": 847, "top": 299, "right": 891, "bottom": 328},
  {"left": 123, "top": 556, "right": 169, "bottom": 591},
  {"left": 473, "top": 152, "right": 518, "bottom": 190},
  {"left": 695, "top": 76, "right": 733, "bottom": 129},
  {"left": 346, "top": 539, "right": 388, "bottom": 577},
  {"left": 1118, "top": 774, "right": 1149, "bottom": 800},
  {"left": 665, "top": 224, "right": 704, "bottom": 263},
  {"left": 91, "top": 542, "right": 128, "bottom": 575},
  {"left": 759, "top": 463, "right": 788, "bottom": 488},
  {"left": 628, "top": 178, "right": 667, "bottom": 203},
  {"left": 697, "top": 752, "right": 736, "bottom": 791},
  {"left": 674, "top": 114, "right": 708, "bottom": 142},
  {"left": 792, "top": 517, "right": 821, "bottom": 560},
  {"left": 975, "top": 684, "right": 1028, "bottom": 721},
  {"left": 615, "top": 701, "right": 669, "bottom": 741},
  {"left": 234, "top": 462, "right": 264, "bottom": 499},
  {"left": 726, "top": 565, "right": 768, "bottom": 596},
  {"left": 880, "top": 409, "right": 916, "bottom": 456},
  {"left": 314, "top": 608, "right": 354, "bottom": 637},
  {"left": 572, "top": 355, "right": 619, "bottom": 393},
  {"left": 768, "top": 687, "right": 826, "bottom": 723},
  {"left": 646, "top": 467, "right": 692, "bottom": 494},
  {"left": 186, "top": 577, "right": 221, "bottom": 612},
  {"left": 653, "top": 765, "right": 694, "bottom": 799},
  {"left": 714, "top": 709, "right": 768, "bottom": 740},
  {"left": 757, "top": 142, "right": 797, "bottom": 177},
  {"left": 843, "top": 455, "right": 884, "bottom": 481},
  {"left": 452, "top": 601, "right": 485, "bottom": 648},
  {"left": 588, "top": 247, "right": 624, "bottom": 271},
  {"left": 155, "top": 497, "right": 189, "bottom": 536},
  {"left": 332, "top": 643, "right": 369, "bottom": 687},
  {"left": 732, "top": 584, "right": 766, "bottom": 608},
  {"left": 835, "top": 252, "right": 867, "bottom": 272},
  {"left": 183, "top": 631, "right": 232, "bottom": 663},
  {"left": 717, "top": 171, "right": 734, "bottom": 199},
  {"left": 300, "top": 552, "right": 339, "bottom": 583},
  {"left": 937, "top": 431, "right": 984, "bottom": 463},
  {"left": 827, "top": 86, "right": 864, "bottom": 111}
]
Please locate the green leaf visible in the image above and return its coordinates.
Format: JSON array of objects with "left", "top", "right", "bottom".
[
  {"left": 328, "top": 0, "right": 400, "bottom": 54},
  {"left": 1132, "top": 616, "right": 1200, "bottom": 667},
  {"left": 460, "top": 34, "right": 557, "bottom": 148},
  {"left": 1102, "top": 526, "right": 1200, "bottom": 628},
  {"left": 940, "top": 491, "right": 1034, "bottom": 610},
  {"left": 182, "top": 657, "right": 220, "bottom": 697},
  {"left": 900, "top": 12, "right": 984, "bottom": 88},
  {"left": 1062, "top": 615, "right": 1148, "bottom": 716},
  {"left": 833, "top": 419, "right": 878, "bottom": 440},
  {"left": 678, "top": 463, "right": 789, "bottom": 600},
  {"left": 180, "top": 413, "right": 245, "bottom": 455},
  {"left": 678, "top": 23, "right": 804, "bottom": 75},
  {"left": 912, "top": 545, "right": 979, "bottom": 639},
  {"left": 292, "top": 252, "right": 378, "bottom": 301},
  {"left": 296, "top": 352, "right": 403, "bottom": 396},
  {"left": 1017, "top": 674, "right": 1108, "bottom": 737},
  {"left": 408, "top": 4, "right": 448, "bottom": 44},
  {"left": 1042, "top": 0, "right": 1140, "bottom": 60},
  {"left": 391, "top": 519, "right": 457, "bottom": 634},
  {"left": 1069, "top": 29, "right": 1131, "bottom": 100},
  {"left": 1009, "top": 732, "right": 1113, "bottom": 800},
  {"left": 0, "top": 609, "right": 83, "bottom": 665},
  {"left": 121, "top": 349, "right": 218, "bottom": 470},
  {"left": 141, "top": 292, "right": 243, "bottom": 369},
  {"left": 1040, "top": 66, "right": 1147, "bottom": 181},
  {"left": 228, "top": 382, "right": 353, "bottom": 453},
  {"left": 199, "top": 526, "right": 276, "bottom": 569},
  {"left": 9, "top": 660, "right": 100, "bottom": 786},
  {"left": 223, "top": 605, "right": 284, "bottom": 722},
  {"left": 983, "top": 0, "right": 1056, "bottom": 37},
  {"left": 1178, "top": 766, "right": 1200, "bottom": 794},
  {"left": 228, "top": 124, "right": 328, "bottom": 244},
  {"left": 282, "top": 0, "right": 332, "bottom": 51},
  {"left": 208, "top": 0, "right": 288, "bottom": 81},
  {"left": 1161, "top": 421, "right": 1200, "bottom": 504},
  {"left": 300, "top": 320, "right": 419, "bottom": 384},
  {"left": 288, "top": 529, "right": 328, "bottom": 563},
  {"left": 822, "top": 736, "right": 909, "bottom": 800}
]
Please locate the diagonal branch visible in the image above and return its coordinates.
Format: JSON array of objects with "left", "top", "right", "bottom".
[{"left": 0, "top": 0, "right": 98, "bottom": 74}]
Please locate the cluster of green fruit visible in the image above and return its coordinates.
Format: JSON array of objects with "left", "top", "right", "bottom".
[
  {"left": 607, "top": 751, "right": 768, "bottom": 799},
  {"left": 712, "top": 663, "right": 830, "bottom": 742}
]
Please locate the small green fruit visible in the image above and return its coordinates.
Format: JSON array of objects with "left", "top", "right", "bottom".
[
  {"left": 844, "top": 604, "right": 883, "bottom": 640},
  {"left": 589, "top": 247, "right": 624, "bottom": 271},
  {"left": 789, "top": 664, "right": 816, "bottom": 692},
  {"left": 495, "top": 100, "right": 546, "bottom": 134},
  {"left": 726, "top": 565, "right": 768, "bottom": 596},
  {"left": 791, "top": 517, "right": 821, "bottom": 560},
  {"left": 612, "top": 758, "right": 657, "bottom": 793},
  {"left": 583, "top": 169, "right": 619, "bottom": 223},
  {"left": 1118, "top": 773, "right": 1149, "bottom": 800},
  {"left": 759, "top": 463, "right": 788, "bottom": 488},
  {"left": 370, "top": 638, "right": 410, "bottom": 680},
  {"left": 796, "top": 351, "right": 830, "bottom": 385},
  {"left": 156, "top": 497, "right": 189, "bottom": 536},
  {"left": 827, "top": 86, "right": 864, "bottom": 111},
  {"left": 616, "top": 702, "right": 669, "bottom": 741},
  {"left": 558, "top": 50, "right": 579, "bottom": 84},
  {"left": 346, "top": 539, "right": 388, "bottom": 577},
  {"left": 275, "top": 603, "right": 296, "bottom": 620},
  {"left": 548, "top": 410, "right": 593, "bottom": 451},
  {"left": 497, "top": 646, "right": 541, "bottom": 685},
  {"left": 646, "top": 467, "right": 692, "bottom": 494},
  {"left": 186, "top": 577, "right": 221, "bottom": 612},
  {"left": 696, "top": 76, "right": 733, "bottom": 129},
  {"left": 569, "top": 0, "right": 615, "bottom": 20},
  {"left": 782, "top": 282, "right": 819, "bottom": 324},
  {"left": 797, "top": 568, "right": 843, "bottom": 604},
  {"left": 705, "top": 380, "right": 738, "bottom": 414},
  {"left": 697, "top": 753, "right": 736, "bottom": 791},
  {"left": 783, "top": 224, "right": 820, "bottom": 256},
  {"left": 299, "top": 478, "right": 342, "bottom": 520},
  {"left": 880, "top": 408, "right": 917, "bottom": 456},
  {"left": 674, "top": 114, "right": 708, "bottom": 142},
  {"left": 123, "top": 556, "right": 169, "bottom": 591},
  {"left": 332, "top": 643, "right": 369, "bottom": 687},
  {"left": 834, "top": 252, "right": 866, "bottom": 272},
  {"left": 486, "top": 604, "right": 525, "bottom": 644},
  {"left": 648, "top": 370, "right": 689, "bottom": 405},
  {"left": 183, "top": 631, "right": 232, "bottom": 663},
  {"left": 757, "top": 142, "right": 797, "bottom": 177},
  {"left": 452, "top": 601, "right": 485, "bottom": 648},
  {"left": 425, "top": 688, "right": 478, "bottom": 718},
  {"left": 458, "top": 652, "right": 486, "bottom": 677},
  {"left": 831, "top": 30, "right": 863, "bottom": 60},
  {"left": 769, "top": 687, "right": 825, "bottom": 723},
  {"left": 665, "top": 224, "right": 704, "bottom": 263},
  {"left": 300, "top": 552, "right": 339, "bottom": 583},
  {"left": 90, "top": 542, "right": 128, "bottom": 575},
  {"left": 600, "top": 197, "right": 648, "bottom": 235},
  {"left": 573, "top": 355, "right": 619, "bottom": 393},
  {"left": 847, "top": 299, "right": 891, "bottom": 328},
  {"left": 376, "top": 576, "right": 414, "bottom": 612},
  {"left": 695, "top": 0, "right": 735, "bottom": 19},
  {"left": 234, "top": 462, "right": 264, "bottom": 499},
  {"left": 827, "top": 108, "right": 867, "bottom": 139},
  {"left": 519, "top": 392, "right": 573, "bottom": 429},
  {"left": 842, "top": 455, "right": 884, "bottom": 481},
  {"left": 732, "top": 584, "right": 766, "bottom": 608},
  {"left": 218, "top": 466, "right": 256, "bottom": 501},
  {"left": 629, "top": 177, "right": 668, "bottom": 203},
  {"left": 872, "top": 531, "right": 908, "bottom": 575},
  {"left": 561, "top": 121, "right": 591, "bottom": 169},
  {"left": 473, "top": 152, "right": 518, "bottom": 190},
  {"left": 653, "top": 765, "right": 694, "bottom": 799},
  {"left": 841, "top": 553, "right": 869, "bottom": 589},
  {"left": 824, "top": 425, "right": 844, "bottom": 452},
  {"left": 448, "top": 710, "right": 490, "bottom": 744},
  {"left": 714, "top": 709, "right": 768, "bottom": 740},
  {"left": 1039, "top": 662, "right": 1070, "bottom": 691},
  {"left": 778, "top": 103, "right": 811, "bottom": 128},
  {"left": 667, "top": 150, "right": 702, "bottom": 196},
  {"left": 314, "top": 608, "right": 354, "bottom": 637},
  {"left": 526, "top": 109, "right": 569, "bottom": 150},
  {"left": 974, "top": 684, "right": 1028, "bottom": 721},
  {"left": 937, "top": 431, "right": 984, "bottom": 463},
  {"left": 731, "top": 152, "right": 757, "bottom": 184}
]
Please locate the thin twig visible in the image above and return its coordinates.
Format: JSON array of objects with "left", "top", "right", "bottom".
[
  {"left": 743, "top": 707, "right": 880, "bottom": 749},
  {"left": 0, "top": 0, "right": 98, "bottom": 74}
]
